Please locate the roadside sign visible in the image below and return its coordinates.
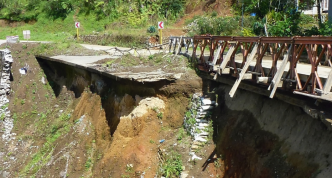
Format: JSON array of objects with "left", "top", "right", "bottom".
[
  {"left": 75, "top": 22, "right": 80, "bottom": 28},
  {"left": 158, "top": 22, "right": 164, "bottom": 45},
  {"left": 158, "top": 21, "right": 164, "bottom": 29},
  {"left": 23, "top": 30, "right": 31, "bottom": 40}
]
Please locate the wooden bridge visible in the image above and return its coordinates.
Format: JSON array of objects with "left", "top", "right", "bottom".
[{"left": 169, "top": 36, "right": 332, "bottom": 102}]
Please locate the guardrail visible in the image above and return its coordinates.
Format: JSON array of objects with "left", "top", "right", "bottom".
[{"left": 168, "top": 35, "right": 332, "bottom": 102}]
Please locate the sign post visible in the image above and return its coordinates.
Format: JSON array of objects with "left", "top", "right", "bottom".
[
  {"left": 75, "top": 22, "right": 80, "bottom": 40},
  {"left": 158, "top": 21, "right": 164, "bottom": 45},
  {"left": 23, "top": 30, "right": 31, "bottom": 45}
]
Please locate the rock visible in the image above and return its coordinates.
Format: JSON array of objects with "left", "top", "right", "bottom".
[
  {"left": 200, "top": 105, "right": 214, "bottom": 110},
  {"left": 41, "top": 77, "right": 46, "bottom": 84},
  {"left": 194, "top": 136, "right": 207, "bottom": 142},
  {"left": 191, "top": 145, "right": 199, "bottom": 150},
  {"left": 201, "top": 98, "right": 215, "bottom": 105},
  {"left": 181, "top": 171, "right": 189, "bottom": 178},
  {"left": 2, "top": 171, "right": 9, "bottom": 178},
  {"left": 60, "top": 171, "right": 66, "bottom": 177},
  {"left": 196, "top": 119, "right": 208, "bottom": 123}
]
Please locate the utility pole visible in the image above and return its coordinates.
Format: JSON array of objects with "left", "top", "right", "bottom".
[
  {"left": 329, "top": 0, "right": 332, "bottom": 24},
  {"left": 317, "top": 0, "right": 322, "bottom": 27},
  {"left": 241, "top": 0, "right": 244, "bottom": 30}
]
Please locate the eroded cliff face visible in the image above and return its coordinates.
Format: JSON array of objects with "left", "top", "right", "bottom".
[{"left": 212, "top": 85, "right": 332, "bottom": 178}]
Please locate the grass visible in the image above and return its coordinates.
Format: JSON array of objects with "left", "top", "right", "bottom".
[
  {"left": 177, "top": 127, "right": 186, "bottom": 141},
  {"left": 160, "top": 151, "right": 183, "bottom": 177},
  {"left": 0, "top": 113, "right": 5, "bottom": 121},
  {"left": 1, "top": 103, "right": 9, "bottom": 110},
  {"left": 20, "top": 108, "right": 74, "bottom": 176},
  {"left": 85, "top": 158, "right": 92, "bottom": 170},
  {"left": 0, "top": 12, "right": 152, "bottom": 48}
]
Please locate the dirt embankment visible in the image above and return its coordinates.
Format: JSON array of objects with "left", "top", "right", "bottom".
[
  {"left": 0, "top": 42, "right": 204, "bottom": 177},
  {"left": 211, "top": 84, "right": 332, "bottom": 178}
]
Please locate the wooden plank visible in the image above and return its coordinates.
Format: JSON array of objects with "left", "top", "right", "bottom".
[
  {"left": 257, "top": 77, "right": 271, "bottom": 84},
  {"left": 268, "top": 45, "right": 292, "bottom": 98},
  {"left": 176, "top": 36, "right": 183, "bottom": 55},
  {"left": 173, "top": 38, "right": 178, "bottom": 53},
  {"left": 294, "top": 91, "right": 332, "bottom": 102},
  {"left": 210, "top": 44, "right": 222, "bottom": 66},
  {"left": 323, "top": 68, "right": 332, "bottom": 93},
  {"left": 168, "top": 38, "right": 173, "bottom": 53},
  {"left": 221, "top": 68, "right": 230, "bottom": 74},
  {"left": 219, "top": 44, "right": 235, "bottom": 73},
  {"left": 242, "top": 73, "right": 252, "bottom": 80},
  {"left": 229, "top": 44, "right": 258, "bottom": 97}
]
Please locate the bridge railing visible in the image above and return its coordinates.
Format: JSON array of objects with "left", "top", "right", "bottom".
[{"left": 168, "top": 35, "right": 332, "bottom": 102}]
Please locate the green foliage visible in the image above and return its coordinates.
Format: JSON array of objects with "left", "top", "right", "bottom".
[
  {"left": 1, "top": 103, "right": 9, "bottom": 110},
  {"left": 0, "top": 0, "right": 185, "bottom": 27},
  {"left": 157, "top": 112, "right": 163, "bottom": 119},
  {"left": 177, "top": 127, "right": 186, "bottom": 141},
  {"left": 318, "top": 22, "right": 332, "bottom": 36},
  {"left": 242, "top": 28, "right": 255, "bottom": 37},
  {"left": 188, "top": 15, "right": 256, "bottom": 36},
  {"left": 0, "top": 113, "right": 5, "bottom": 121},
  {"left": 267, "top": 9, "right": 302, "bottom": 37},
  {"left": 147, "top": 26, "right": 157, "bottom": 33},
  {"left": 85, "top": 158, "right": 92, "bottom": 170},
  {"left": 185, "top": 111, "right": 196, "bottom": 127},
  {"left": 161, "top": 151, "right": 183, "bottom": 177},
  {"left": 232, "top": 0, "right": 307, "bottom": 18}
]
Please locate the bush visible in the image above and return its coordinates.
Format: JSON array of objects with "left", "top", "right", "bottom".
[
  {"left": 186, "top": 15, "right": 257, "bottom": 36},
  {"left": 147, "top": 26, "right": 157, "bottom": 33}
]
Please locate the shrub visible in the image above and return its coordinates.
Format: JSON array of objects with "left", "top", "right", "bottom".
[{"left": 147, "top": 26, "right": 157, "bottom": 33}]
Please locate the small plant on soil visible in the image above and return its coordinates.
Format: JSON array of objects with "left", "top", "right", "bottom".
[
  {"left": 148, "top": 55, "right": 154, "bottom": 60},
  {"left": 204, "top": 120, "right": 214, "bottom": 140},
  {"left": 191, "top": 158, "right": 198, "bottom": 165},
  {"left": 20, "top": 99, "right": 25, "bottom": 105},
  {"left": 157, "top": 112, "right": 163, "bottom": 119},
  {"left": 152, "top": 107, "right": 158, "bottom": 112},
  {"left": 85, "top": 158, "right": 92, "bottom": 170},
  {"left": 125, "top": 164, "right": 134, "bottom": 173},
  {"left": 214, "top": 158, "right": 221, "bottom": 168},
  {"left": 177, "top": 128, "right": 186, "bottom": 141},
  {"left": 161, "top": 151, "right": 183, "bottom": 177},
  {"left": 0, "top": 113, "right": 5, "bottom": 121},
  {"left": 149, "top": 139, "right": 155, "bottom": 144},
  {"left": 60, "top": 113, "right": 71, "bottom": 121},
  {"left": 1, "top": 103, "right": 8, "bottom": 109}
]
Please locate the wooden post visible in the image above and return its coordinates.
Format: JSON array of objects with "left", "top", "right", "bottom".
[
  {"left": 77, "top": 28, "right": 79, "bottom": 40},
  {"left": 211, "top": 44, "right": 222, "bottom": 66},
  {"left": 268, "top": 45, "right": 292, "bottom": 98},
  {"left": 219, "top": 44, "right": 236, "bottom": 73},
  {"left": 229, "top": 44, "right": 258, "bottom": 97},
  {"left": 159, "top": 29, "right": 162, "bottom": 45},
  {"left": 176, "top": 36, "right": 183, "bottom": 55}
]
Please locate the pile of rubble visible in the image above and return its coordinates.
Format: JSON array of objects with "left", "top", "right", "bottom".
[
  {"left": 0, "top": 49, "right": 14, "bottom": 143},
  {"left": 184, "top": 93, "right": 216, "bottom": 161}
]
